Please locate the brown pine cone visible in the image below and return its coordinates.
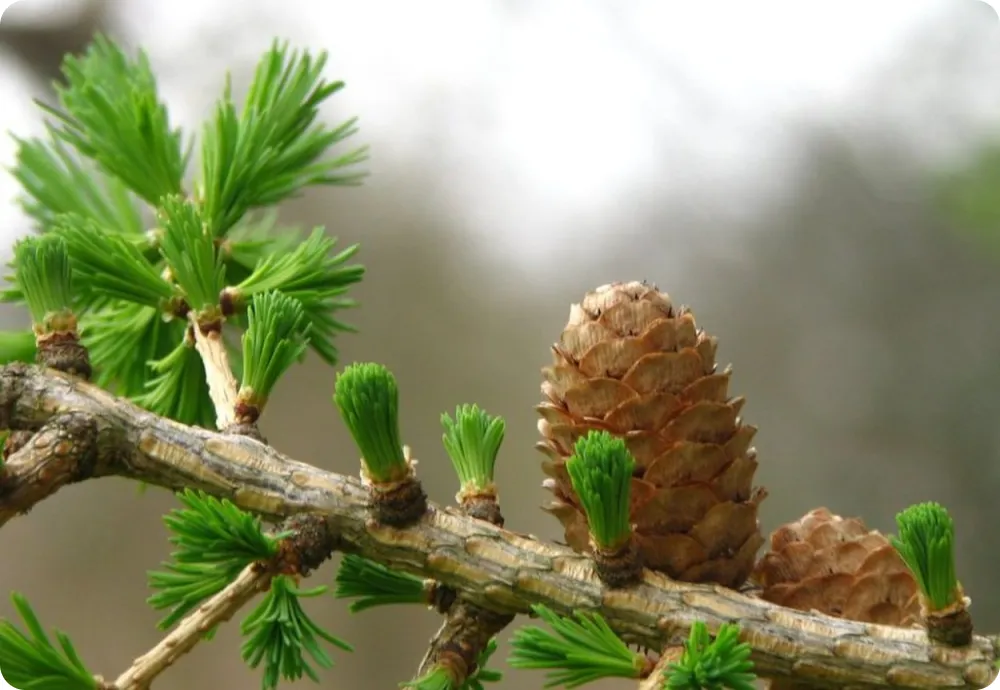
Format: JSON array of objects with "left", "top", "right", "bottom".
[
  {"left": 753, "top": 507, "right": 920, "bottom": 626},
  {"left": 537, "top": 281, "right": 766, "bottom": 588}
]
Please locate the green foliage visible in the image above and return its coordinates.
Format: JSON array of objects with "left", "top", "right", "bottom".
[
  {"left": 508, "top": 604, "right": 645, "bottom": 688},
  {"left": 665, "top": 622, "right": 755, "bottom": 690},
  {"left": 0, "top": 330, "right": 37, "bottom": 364},
  {"left": 403, "top": 639, "right": 503, "bottom": 690},
  {"left": 241, "top": 577, "right": 353, "bottom": 690},
  {"left": 564, "top": 431, "right": 635, "bottom": 550},
  {"left": 10, "top": 134, "right": 144, "bottom": 234},
  {"left": 80, "top": 302, "right": 175, "bottom": 395},
  {"left": 0, "top": 593, "right": 96, "bottom": 690},
  {"left": 890, "top": 502, "right": 960, "bottom": 611},
  {"left": 40, "top": 34, "right": 186, "bottom": 206},
  {"left": 230, "top": 227, "right": 363, "bottom": 364},
  {"left": 441, "top": 404, "right": 505, "bottom": 491},
  {"left": 333, "top": 362, "right": 409, "bottom": 483},
  {"left": 12, "top": 235, "right": 73, "bottom": 327},
  {"left": 148, "top": 489, "right": 281, "bottom": 630},
  {"left": 53, "top": 214, "right": 176, "bottom": 309},
  {"left": 199, "top": 40, "right": 368, "bottom": 236},
  {"left": 334, "top": 554, "right": 427, "bottom": 612},
  {"left": 240, "top": 291, "right": 311, "bottom": 405},
  {"left": 156, "top": 196, "right": 226, "bottom": 315},
  {"left": 5, "top": 35, "right": 366, "bottom": 430},
  {"left": 134, "top": 338, "right": 216, "bottom": 428}
]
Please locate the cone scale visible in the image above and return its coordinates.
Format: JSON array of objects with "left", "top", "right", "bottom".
[{"left": 537, "top": 282, "right": 766, "bottom": 588}]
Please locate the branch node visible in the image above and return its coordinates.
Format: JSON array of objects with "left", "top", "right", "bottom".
[
  {"left": 35, "top": 331, "right": 91, "bottom": 380},
  {"left": 592, "top": 536, "right": 644, "bottom": 589},
  {"left": 364, "top": 448, "right": 427, "bottom": 526},
  {"left": 457, "top": 487, "right": 503, "bottom": 527}
]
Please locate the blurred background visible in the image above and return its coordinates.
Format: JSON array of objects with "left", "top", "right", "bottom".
[{"left": 2, "top": 0, "right": 1000, "bottom": 688}]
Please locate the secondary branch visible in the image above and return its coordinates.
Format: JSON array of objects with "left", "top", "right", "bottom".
[{"left": 0, "top": 363, "right": 995, "bottom": 689}]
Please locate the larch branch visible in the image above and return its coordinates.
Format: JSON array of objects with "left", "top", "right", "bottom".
[{"left": 0, "top": 363, "right": 996, "bottom": 690}]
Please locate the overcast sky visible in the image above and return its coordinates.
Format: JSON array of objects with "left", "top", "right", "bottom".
[{"left": 1, "top": 0, "right": 999, "bottom": 264}]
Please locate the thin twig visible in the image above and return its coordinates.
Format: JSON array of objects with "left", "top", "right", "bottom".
[
  {"left": 187, "top": 312, "right": 239, "bottom": 430},
  {"left": 0, "top": 363, "right": 996, "bottom": 689},
  {"left": 636, "top": 649, "right": 677, "bottom": 690},
  {"left": 107, "top": 565, "right": 271, "bottom": 690}
]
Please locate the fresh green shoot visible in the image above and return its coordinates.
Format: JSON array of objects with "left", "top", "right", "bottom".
[
  {"left": 403, "top": 639, "right": 503, "bottom": 690},
  {"left": 147, "top": 489, "right": 282, "bottom": 630},
  {"left": 441, "top": 404, "right": 505, "bottom": 492},
  {"left": 11, "top": 132, "right": 144, "bottom": 235},
  {"left": 229, "top": 228, "right": 363, "bottom": 303},
  {"left": 333, "top": 363, "right": 409, "bottom": 483},
  {"left": 333, "top": 554, "right": 427, "bottom": 612},
  {"left": 157, "top": 195, "right": 226, "bottom": 317},
  {"left": 133, "top": 338, "right": 215, "bottom": 428},
  {"left": 53, "top": 215, "right": 177, "bottom": 309},
  {"left": 228, "top": 228, "right": 363, "bottom": 364},
  {"left": 665, "top": 622, "right": 755, "bottom": 690},
  {"left": 199, "top": 40, "right": 368, "bottom": 237},
  {"left": 241, "top": 576, "right": 353, "bottom": 690},
  {"left": 508, "top": 604, "right": 645, "bottom": 688},
  {"left": 12, "top": 235, "right": 73, "bottom": 328},
  {"left": 0, "top": 331, "right": 37, "bottom": 364},
  {"left": 0, "top": 593, "right": 96, "bottom": 690},
  {"left": 12, "top": 234, "right": 74, "bottom": 333},
  {"left": 565, "top": 431, "right": 635, "bottom": 551},
  {"left": 240, "top": 291, "right": 310, "bottom": 409},
  {"left": 890, "top": 502, "right": 961, "bottom": 611},
  {"left": 40, "top": 34, "right": 186, "bottom": 206}
]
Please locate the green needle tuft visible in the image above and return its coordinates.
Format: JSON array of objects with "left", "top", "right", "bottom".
[
  {"left": 891, "top": 502, "right": 961, "bottom": 611},
  {"left": 0, "top": 593, "right": 97, "bottom": 690},
  {"left": 665, "top": 621, "right": 756, "bottom": 690},
  {"left": 441, "top": 404, "right": 505, "bottom": 492},
  {"left": 13, "top": 234, "right": 74, "bottom": 332},
  {"left": 241, "top": 576, "right": 352, "bottom": 690},
  {"left": 53, "top": 214, "right": 177, "bottom": 309},
  {"left": 147, "top": 489, "right": 281, "bottom": 630},
  {"left": 240, "top": 291, "right": 310, "bottom": 410},
  {"left": 157, "top": 195, "right": 226, "bottom": 317},
  {"left": 199, "top": 41, "right": 368, "bottom": 237},
  {"left": 508, "top": 604, "right": 646, "bottom": 688},
  {"left": 565, "top": 430, "right": 635, "bottom": 551},
  {"left": 334, "top": 554, "right": 427, "bottom": 612},
  {"left": 333, "top": 362, "right": 408, "bottom": 483},
  {"left": 40, "top": 34, "right": 185, "bottom": 206}
]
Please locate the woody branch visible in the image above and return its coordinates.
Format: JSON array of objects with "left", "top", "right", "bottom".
[{"left": 0, "top": 362, "right": 995, "bottom": 690}]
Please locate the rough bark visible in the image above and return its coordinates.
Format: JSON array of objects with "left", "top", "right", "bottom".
[{"left": 0, "top": 363, "right": 995, "bottom": 690}]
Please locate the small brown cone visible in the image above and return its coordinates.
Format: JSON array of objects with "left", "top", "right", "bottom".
[
  {"left": 537, "top": 281, "right": 766, "bottom": 588},
  {"left": 752, "top": 507, "right": 920, "bottom": 626}
]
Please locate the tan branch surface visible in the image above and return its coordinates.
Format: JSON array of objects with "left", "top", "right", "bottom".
[
  {"left": 0, "top": 364, "right": 996, "bottom": 690},
  {"left": 108, "top": 564, "right": 270, "bottom": 690},
  {"left": 188, "top": 314, "right": 239, "bottom": 430}
]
